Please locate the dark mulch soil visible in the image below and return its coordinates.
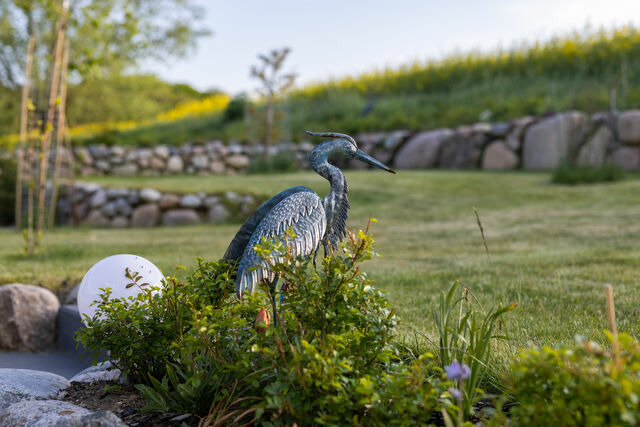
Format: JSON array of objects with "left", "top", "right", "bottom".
[{"left": 60, "top": 380, "right": 199, "bottom": 426}]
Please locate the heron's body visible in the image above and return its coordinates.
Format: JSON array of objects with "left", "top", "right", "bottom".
[{"left": 225, "top": 131, "right": 394, "bottom": 299}]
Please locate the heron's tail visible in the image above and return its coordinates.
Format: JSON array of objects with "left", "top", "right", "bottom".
[{"left": 305, "top": 131, "right": 358, "bottom": 148}]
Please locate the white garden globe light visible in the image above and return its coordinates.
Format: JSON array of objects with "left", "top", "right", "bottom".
[{"left": 77, "top": 254, "right": 164, "bottom": 326}]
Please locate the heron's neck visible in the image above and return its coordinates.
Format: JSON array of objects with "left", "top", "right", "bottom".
[{"left": 312, "top": 159, "right": 348, "bottom": 244}]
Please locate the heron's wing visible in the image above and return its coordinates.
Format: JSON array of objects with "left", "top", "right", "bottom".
[
  {"left": 236, "top": 191, "right": 326, "bottom": 298},
  {"left": 224, "top": 186, "right": 314, "bottom": 263}
]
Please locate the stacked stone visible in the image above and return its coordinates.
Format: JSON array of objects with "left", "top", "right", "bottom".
[
  {"left": 62, "top": 182, "right": 258, "bottom": 228},
  {"left": 72, "top": 140, "right": 315, "bottom": 176},
  {"left": 357, "top": 110, "right": 640, "bottom": 171}
]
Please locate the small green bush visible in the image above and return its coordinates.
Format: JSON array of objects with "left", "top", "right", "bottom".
[
  {"left": 551, "top": 161, "right": 624, "bottom": 185},
  {"left": 78, "top": 225, "right": 458, "bottom": 424},
  {"left": 0, "top": 156, "right": 16, "bottom": 226},
  {"left": 509, "top": 333, "right": 640, "bottom": 426}
]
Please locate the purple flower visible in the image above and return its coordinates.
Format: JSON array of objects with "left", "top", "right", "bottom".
[
  {"left": 445, "top": 361, "right": 470, "bottom": 380},
  {"left": 448, "top": 387, "right": 464, "bottom": 402}
]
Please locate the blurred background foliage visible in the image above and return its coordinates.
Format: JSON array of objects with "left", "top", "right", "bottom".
[{"left": 2, "top": 25, "right": 640, "bottom": 147}]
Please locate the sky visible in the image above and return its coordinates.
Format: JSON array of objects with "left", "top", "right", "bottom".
[{"left": 147, "top": 0, "right": 640, "bottom": 95}]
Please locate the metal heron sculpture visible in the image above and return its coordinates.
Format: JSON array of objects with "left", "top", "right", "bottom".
[{"left": 224, "top": 131, "right": 395, "bottom": 319}]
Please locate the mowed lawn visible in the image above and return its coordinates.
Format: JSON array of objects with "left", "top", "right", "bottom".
[{"left": 1, "top": 170, "right": 639, "bottom": 372}]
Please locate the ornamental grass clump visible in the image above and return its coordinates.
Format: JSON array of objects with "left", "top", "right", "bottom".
[
  {"left": 433, "top": 281, "right": 516, "bottom": 419},
  {"left": 77, "top": 225, "right": 459, "bottom": 425}
]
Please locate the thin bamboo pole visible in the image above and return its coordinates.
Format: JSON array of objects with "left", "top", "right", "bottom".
[
  {"left": 36, "top": 1, "right": 67, "bottom": 240},
  {"left": 14, "top": 36, "right": 35, "bottom": 229},
  {"left": 62, "top": 123, "right": 77, "bottom": 226},
  {"left": 604, "top": 284, "right": 620, "bottom": 369},
  {"left": 48, "top": 38, "right": 70, "bottom": 229}
]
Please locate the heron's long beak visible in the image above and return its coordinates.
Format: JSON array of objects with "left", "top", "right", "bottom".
[{"left": 354, "top": 149, "right": 396, "bottom": 174}]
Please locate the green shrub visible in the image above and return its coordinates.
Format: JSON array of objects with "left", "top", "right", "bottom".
[
  {"left": 77, "top": 225, "right": 456, "bottom": 424},
  {"left": 551, "top": 160, "right": 625, "bottom": 185},
  {"left": 0, "top": 156, "right": 16, "bottom": 226},
  {"left": 508, "top": 333, "right": 640, "bottom": 426}
]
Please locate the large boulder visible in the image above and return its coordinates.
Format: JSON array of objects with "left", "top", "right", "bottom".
[
  {"left": 482, "top": 141, "right": 519, "bottom": 170},
  {"left": 130, "top": 203, "right": 160, "bottom": 228},
  {"left": 393, "top": 129, "right": 453, "bottom": 169},
  {"left": 162, "top": 209, "right": 201, "bottom": 226},
  {"left": 610, "top": 146, "right": 640, "bottom": 170},
  {"left": 159, "top": 194, "right": 180, "bottom": 209},
  {"left": 0, "top": 399, "right": 126, "bottom": 426},
  {"left": 0, "top": 285, "right": 60, "bottom": 351},
  {"left": 522, "top": 112, "right": 587, "bottom": 169},
  {"left": 438, "top": 131, "right": 486, "bottom": 169},
  {"left": 617, "top": 110, "right": 640, "bottom": 145},
  {"left": 207, "top": 204, "right": 230, "bottom": 223},
  {"left": 576, "top": 125, "right": 612, "bottom": 167},
  {"left": 226, "top": 154, "right": 250, "bottom": 169},
  {"left": 0, "top": 369, "right": 69, "bottom": 410},
  {"left": 111, "top": 163, "right": 138, "bottom": 176}
]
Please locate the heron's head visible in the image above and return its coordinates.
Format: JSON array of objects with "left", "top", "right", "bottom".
[{"left": 306, "top": 131, "right": 395, "bottom": 173}]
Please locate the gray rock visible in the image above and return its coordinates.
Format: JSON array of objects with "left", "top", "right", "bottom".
[
  {"left": 482, "top": 141, "right": 519, "bottom": 170},
  {"left": 88, "top": 145, "right": 110, "bottom": 159},
  {"left": 127, "top": 190, "right": 140, "bottom": 206},
  {"left": 74, "top": 147, "right": 93, "bottom": 165},
  {"left": 72, "top": 201, "right": 89, "bottom": 221},
  {"left": 191, "top": 154, "right": 209, "bottom": 169},
  {"left": 149, "top": 156, "right": 165, "bottom": 170},
  {"left": 438, "top": 132, "right": 485, "bottom": 169},
  {"left": 180, "top": 194, "right": 201, "bottom": 208},
  {"left": 203, "top": 196, "right": 221, "bottom": 207},
  {"left": 471, "top": 122, "right": 492, "bottom": 133},
  {"left": 617, "top": 110, "right": 640, "bottom": 145},
  {"left": 227, "top": 144, "right": 243, "bottom": 155},
  {"left": 577, "top": 125, "right": 612, "bottom": 167},
  {"left": 110, "top": 146, "right": 126, "bottom": 157},
  {"left": 162, "top": 209, "right": 201, "bottom": 226},
  {"left": 114, "top": 198, "right": 132, "bottom": 216},
  {"left": 139, "top": 188, "right": 162, "bottom": 203},
  {"left": 95, "top": 160, "right": 110, "bottom": 172},
  {"left": 382, "top": 130, "right": 411, "bottom": 151},
  {"left": 105, "top": 188, "right": 129, "bottom": 199},
  {"left": 154, "top": 145, "right": 170, "bottom": 159},
  {"left": 210, "top": 161, "right": 226, "bottom": 174},
  {"left": 83, "top": 210, "right": 110, "bottom": 227},
  {"left": 0, "top": 369, "right": 69, "bottom": 410},
  {"left": 224, "top": 191, "right": 239, "bottom": 202},
  {"left": 100, "top": 202, "right": 117, "bottom": 218},
  {"left": 506, "top": 116, "right": 535, "bottom": 151},
  {"left": 70, "top": 361, "right": 121, "bottom": 383},
  {"left": 207, "top": 204, "right": 230, "bottom": 223},
  {"left": 130, "top": 204, "right": 160, "bottom": 228},
  {"left": 0, "top": 399, "right": 91, "bottom": 426},
  {"left": 522, "top": 112, "right": 587, "bottom": 170},
  {"left": 110, "top": 216, "right": 129, "bottom": 228},
  {"left": 489, "top": 122, "right": 511, "bottom": 138},
  {"left": 611, "top": 146, "right": 640, "bottom": 170},
  {"left": 166, "top": 155, "right": 184, "bottom": 173},
  {"left": 204, "top": 140, "right": 225, "bottom": 154},
  {"left": 89, "top": 189, "right": 107, "bottom": 208},
  {"left": 226, "top": 154, "right": 250, "bottom": 169},
  {"left": 112, "top": 163, "right": 138, "bottom": 176},
  {"left": 355, "top": 132, "right": 385, "bottom": 148},
  {"left": 137, "top": 148, "right": 152, "bottom": 160},
  {"left": 159, "top": 194, "right": 180, "bottom": 209},
  {"left": 74, "top": 182, "right": 101, "bottom": 194},
  {"left": 393, "top": 129, "right": 454, "bottom": 169}
]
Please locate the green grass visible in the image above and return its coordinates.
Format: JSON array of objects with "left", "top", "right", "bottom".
[{"left": 1, "top": 170, "right": 639, "bottom": 376}]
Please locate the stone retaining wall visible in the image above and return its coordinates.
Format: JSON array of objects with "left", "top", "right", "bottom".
[
  {"left": 59, "top": 182, "right": 261, "bottom": 228},
  {"left": 41, "top": 109, "right": 640, "bottom": 175},
  {"left": 71, "top": 141, "right": 314, "bottom": 176}
]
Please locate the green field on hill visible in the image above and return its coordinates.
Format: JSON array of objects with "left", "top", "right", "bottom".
[
  {"left": 1, "top": 170, "right": 638, "bottom": 376},
  {"left": 66, "top": 27, "right": 640, "bottom": 147}
]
